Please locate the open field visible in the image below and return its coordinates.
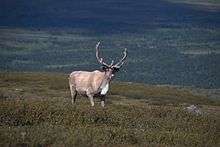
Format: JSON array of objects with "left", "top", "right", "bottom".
[
  {"left": 0, "top": 72, "right": 220, "bottom": 146},
  {"left": 1, "top": 0, "right": 220, "bottom": 144}
]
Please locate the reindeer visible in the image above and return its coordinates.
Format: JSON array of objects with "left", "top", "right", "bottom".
[{"left": 69, "top": 42, "right": 127, "bottom": 107}]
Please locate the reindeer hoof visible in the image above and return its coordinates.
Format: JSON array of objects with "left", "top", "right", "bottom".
[
  {"left": 91, "top": 102, "right": 95, "bottom": 107},
  {"left": 101, "top": 101, "right": 105, "bottom": 107}
]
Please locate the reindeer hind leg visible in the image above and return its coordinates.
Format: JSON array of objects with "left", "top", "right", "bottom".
[
  {"left": 69, "top": 84, "right": 77, "bottom": 104},
  {"left": 73, "top": 91, "right": 77, "bottom": 103}
]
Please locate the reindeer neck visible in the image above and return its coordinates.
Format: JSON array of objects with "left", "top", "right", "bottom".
[{"left": 99, "top": 71, "right": 111, "bottom": 89}]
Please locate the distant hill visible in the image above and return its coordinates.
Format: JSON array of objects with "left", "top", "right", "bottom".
[
  {"left": 1, "top": 0, "right": 219, "bottom": 31},
  {"left": 0, "top": 0, "right": 220, "bottom": 88}
]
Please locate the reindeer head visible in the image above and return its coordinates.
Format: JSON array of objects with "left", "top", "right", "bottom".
[{"left": 96, "top": 42, "right": 127, "bottom": 80}]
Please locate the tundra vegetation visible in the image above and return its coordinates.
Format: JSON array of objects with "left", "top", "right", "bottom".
[
  {"left": 0, "top": 0, "right": 220, "bottom": 146},
  {"left": 0, "top": 72, "right": 220, "bottom": 146}
]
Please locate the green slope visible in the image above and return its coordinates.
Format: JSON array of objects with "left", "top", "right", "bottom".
[
  {"left": 0, "top": 72, "right": 219, "bottom": 146},
  {"left": 1, "top": 28, "right": 220, "bottom": 88}
]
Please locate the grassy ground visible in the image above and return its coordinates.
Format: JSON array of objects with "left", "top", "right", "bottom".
[{"left": 0, "top": 72, "right": 220, "bottom": 146}]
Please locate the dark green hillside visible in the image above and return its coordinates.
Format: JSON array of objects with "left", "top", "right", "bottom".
[
  {"left": 0, "top": 27, "right": 220, "bottom": 88},
  {"left": 0, "top": 72, "right": 220, "bottom": 146},
  {"left": 0, "top": 0, "right": 220, "bottom": 88}
]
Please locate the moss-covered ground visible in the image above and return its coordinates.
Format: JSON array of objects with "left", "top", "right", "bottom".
[{"left": 0, "top": 72, "right": 219, "bottom": 146}]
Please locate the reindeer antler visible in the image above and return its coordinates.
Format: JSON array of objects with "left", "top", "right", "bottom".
[
  {"left": 113, "top": 48, "right": 127, "bottom": 68},
  {"left": 96, "top": 42, "right": 127, "bottom": 68},
  {"left": 96, "top": 42, "right": 110, "bottom": 67}
]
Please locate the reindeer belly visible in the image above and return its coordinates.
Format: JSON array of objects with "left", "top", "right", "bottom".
[
  {"left": 76, "top": 87, "right": 88, "bottom": 95},
  {"left": 100, "top": 83, "right": 109, "bottom": 95}
]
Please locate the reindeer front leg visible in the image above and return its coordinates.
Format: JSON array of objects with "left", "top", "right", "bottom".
[
  {"left": 100, "top": 83, "right": 109, "bottom": 107},
  {"left": 86, "top": 91, "right": 95, "bottom": 107},
  {"left": 100, "top": 95, "right": 105, "bottom": 107}
]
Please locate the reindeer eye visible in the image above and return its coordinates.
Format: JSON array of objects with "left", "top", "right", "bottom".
[{"left": 102, "top": 66, "right": 107, "bottom": 70}]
